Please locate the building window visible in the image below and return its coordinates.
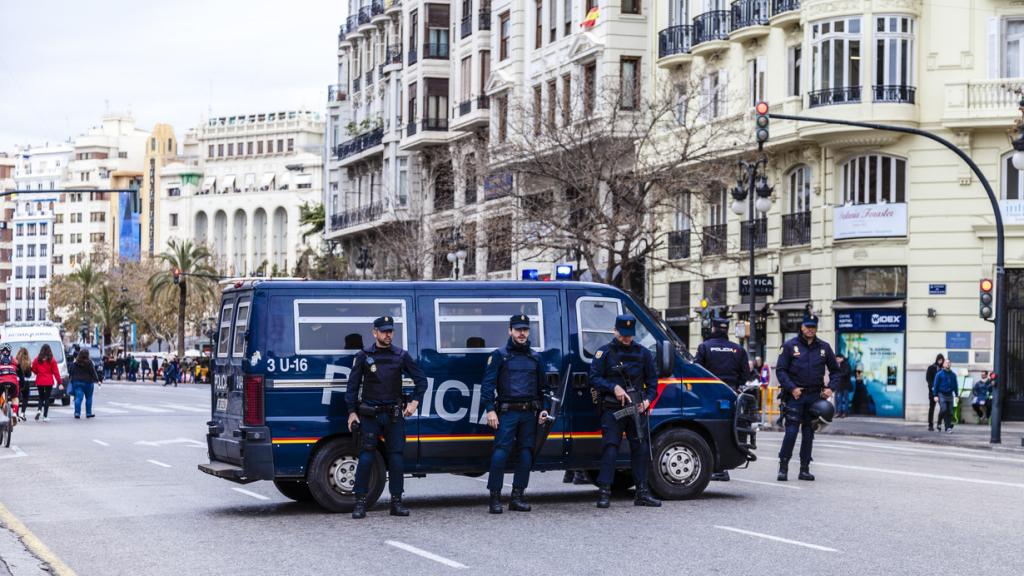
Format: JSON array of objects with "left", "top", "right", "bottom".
[
  {"left": 464, "top": 153, "right": 477, "bottom": 204},
  {"left": 208, "top": 145, "right": 214, "bottom": 158},
  {"left": 703, "top": 278, "right": 727, "bottom": 307},
  {"left": 499, "top": 11, "right": 511, "bottom": 60},
  {"left": 562, "top": 74, "right": 572, "bottom": 124},
  {"left": 788, "top": 45, "right": 802, "bottom": 97},
  {"left": 668, "top": 281, "right": 690, "bottom": 308},
  {"left": 787, "top": 165, "right": 812, "bottom": 213},
  {"left": 707, "top": 188, "right": 727, "bottom": 226},
  {"left": 480, "top": 50, "right": 491, "bottom": 92},
  {"left": 703, "top": 69, "right": 727, "bottom": 119},
  {"left": 546, "top": 79, "right": 557, "bottom": 129},
  {"left": 486, "top": 217, "right": 512, "bottom": 272},
  {"left": 841, "top": 155, "right": 906, "bottom": 204},
  {"left": 460, "top": 56, "right": 472, "bottom": 104},
  {"left": 623, "top": 0, "right": 640, "bottom": 15},
  {"left": 409, "top": 9, "right": 419, "bottom": 54},
  {"left": 1004, "top": 19, "right": 1024, "bottom": 77},
  {"left": 1003, "top": 151, "right": 1024, "bottom": 200},
  {"left": 267, "top": 140, "right": 274, "bottom": 154},
  {"left": 227, "top": 143, "right": 234, "bottom": 156},
  {"left": 837, "top": 266, "right": 907, "bottom": 299},
  {"left": 748, "top": 56, "right": 766, "bottom": 106},
  {"left": 398, "top": 157, "right": 409, "bottom": 206},
  {"left": 533, "top": 85, "right": 543, "bottom": 135},
  {"left": 583, "top": 61, "right": 596, "bottom": 116},
  {"left": 810, "top": 17, "right": 862, "bottom": 106},
  {"left": 564, "top": 0, "right": 572, "bottom": 36},
  {"left": 549, "top": 0, "right": 557, "bottom": 41},
  {"left": 427, "top": 4, "right": 450, "bottom": 58},
  {"left": 782, "top": 270, "right": 811, "bottom": 301},
  {"left": 217, "top": 144, "right": 224, "bottom": 157},
  {"left": 535, "top": 2, "right": 543, "bottom": 48},
  {"left": 874, "top": 16, "right": 915, "bottom": 102},
  {"left": 247, "top": 141, "right": 253, "bottom": 155},
  {"left": 620, "top": 57, "right": 640, "bottom": 110},
  {"left": 277, "top": 139, "right": 284, "bottom": 153},
  {"left": 497, "top": 94, "right": 508, "bottom": 142},
  {"left": 170, "top": 213, "right": 179, "bottom": 227}
]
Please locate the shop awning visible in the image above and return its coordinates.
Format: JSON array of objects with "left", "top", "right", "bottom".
[
  {"left": 220, "top": 175, "right": 236, "bottom": 191},
  {"left": 294, "top": 173, "right": 313, "bottom": 188},
  {"left": 772, "top": 300, "right": 813, "bottom": 311},
  {"left": 260, "top": 172, "right": 276, "bottom": 189},
  {"left": 201, "top": 176, "right": 216, "bottom": 192}
]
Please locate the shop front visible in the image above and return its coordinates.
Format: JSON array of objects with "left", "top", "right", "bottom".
[{"left": 835, "top": 308, "right": 906, "bottom": 418}]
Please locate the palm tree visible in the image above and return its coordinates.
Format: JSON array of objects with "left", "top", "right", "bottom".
[
  {"left": 299, "top": 202, "right": 325, "bottom": 241},
  {"left": 149, "top": 239, "right": 218, "bottom": 357},
  {"left": 91, "top": 284, "right": 121, "bottom": 347},
  {"left": 68, "top": 261, "right": 106, "bottom": 325}
]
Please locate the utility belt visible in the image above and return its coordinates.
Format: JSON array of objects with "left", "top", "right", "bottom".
[
  {"left": 496, "top": 400, "right": 541, "bottom": 413},
  {"left": 781, "top": 386, "right": 822, "bottom": 401},
  {"left": 357, "top": 403, "right": 403, "bottom": 418}
]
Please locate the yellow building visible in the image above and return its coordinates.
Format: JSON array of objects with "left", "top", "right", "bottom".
[{"left": 141, "top": 124, "right": 179, "bottom": 258}]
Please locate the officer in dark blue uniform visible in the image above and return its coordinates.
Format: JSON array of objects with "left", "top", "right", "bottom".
[
  {"left": 774, "top": 312, "right": 839, "bottom": 482},
  {"left": 694, "top": 313, "right": 751, "bottom": 482},
  {"left": 589, "top": 314, "right": 661, "bottom": 509},
  {"left": 480, "top": 314, "right": 551, "bottom": 515},
  {"left": 345, "top": 316, "right": 428, "bottom": 519}
]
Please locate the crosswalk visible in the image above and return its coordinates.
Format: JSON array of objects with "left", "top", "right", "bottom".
[{"left": 94, "top": 401, "right": 210, "bottom": 416}]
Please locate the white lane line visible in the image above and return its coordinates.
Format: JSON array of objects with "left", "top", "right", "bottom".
[
  {"left": 815, "top": 462, "right": 1024, "bottom": 488},
  {"left": 821, "top": 439, "right": 1024, "bottom": 464},
  {"left": 159, "top": 403, "right": 209, "bottom": 413},
  {"left": 0, "top": 446, "right": 27, "bottom": 460},
  {"left": 97, "top": 407, "right": 129, "bottom": 414},
  {"left": 732, "top": 478, "right": 801, "bottom": 490},
  {"left": 92, "top": 439, "right": 110, "bottom": 447},
  {"left": 109, "top": 402, "right": 172, "bottom": 413},
  {"left": 232, "top": 487, "right": 270, "bottom": 501},
  {"left": 146, "top": 459, "right": 172, "bottom": 468},
  {"left": 385, "top": 540, "right": 468, "bottom": 569},
  {"left": 470, "top": 477, "right": 513, "bottom": 489},
  {"left": 714, "top": 526, "right": 838, "bottom": 552}
]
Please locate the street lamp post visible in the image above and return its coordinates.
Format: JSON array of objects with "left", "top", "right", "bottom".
[
  {"left": 731, "top": 156, "right": 774, "bottom": 359},
  {"left": 120, "top": 316, "right": 130, "bottom": 356},
  {"left": 445, "top": 227, "right": 467, "bottom": 280}
]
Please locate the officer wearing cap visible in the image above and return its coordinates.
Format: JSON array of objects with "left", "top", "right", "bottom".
[
  {"left": 693, "top": 313, "right": 751, "bottom": 482},
  {"left": 480, "top": 314, "right": 551, "bottom": 514},
  {"left": 345, "top": 315, "right": 428, "bottom": 519},
  {"left": 589, "top": 314, "right": 661, "bottom": 509},
  {"left": 774, "top": 311, "right": 839, "bottom": 482}
]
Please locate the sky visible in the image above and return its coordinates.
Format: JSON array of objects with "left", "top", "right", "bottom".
[{"left": 0, "top": 0, "right": 343, "bottom": 151}]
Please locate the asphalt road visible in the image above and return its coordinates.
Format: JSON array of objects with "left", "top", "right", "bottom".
[{"left": 0, "top": 383, "right": 1021, "bottom": 576}]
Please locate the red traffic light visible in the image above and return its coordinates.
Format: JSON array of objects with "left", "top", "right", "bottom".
[
  {"left": 980, "top": 278, "right": 993, "bottom": 292},
  {"left": 755, "top": 101, "right": 770, "bottom": 115}
]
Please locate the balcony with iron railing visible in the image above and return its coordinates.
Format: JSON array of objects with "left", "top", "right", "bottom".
[
  {"left": 424, "top": 42, "right": 450, "bottom": 59},
  {"left": 327, "top": 84, "right": 348, "bottom": 104},
  {"left": 334, "top": 127, "right": 384, "bottom": 162},
  {"left": 873, "top": 85, "right": 916, "bottom": 104},
  {"left": 365, "top": 71, "right": 374, "bottom": 87},
  {"left": 338, "top": 24, "right": 347, "bottom": 46},
  {"left": 407, "top": 121, "right": 417, "bottom": 137},
  {"left": 358, "top": 6, "right": 372, "bottom": 26},
  {"left": 371, "top": 0, "right": 384, "bottom": 18},
  {"left": 385, "top": 0, "right": 402, "bottom": 14},
  {"left": 730, "top": 0, "right": 770, "bottom": 41},
  {"left": 808, "top": 86, "right": 861, "bottom": 108},
  {"left": 421, "top": 117, "right": 449, "bottom": 131},
  {"left": 330, "top": 201, "right": 384, "bottom": 232},
  {"left": 770, "top": 0, "right": 800, "bottom": 26},
  {"left": 385, "top": 45, "right": 402, "bottom": 66},
  {"left": 702, "top": 224, "right": 728, "bottom": 256},
  {"left": 346, "top": 14, "right": 358, "bottom": 35},
  {"left": 781, "top": 211, "right": 811, "bottom": 247},
  {"left": 461, "top": 16, "right": 473, "bottom": 39},
  {"left": 692, "top": 11, "right": 731, "bottom": 56},
  {"left": 668, "top": 230, "right": 691, "bottom": 260},
  {"left": 452, "top": 96, "right": 491, "bottom": 130},
  {"left": 739, "top": 218, "right": 767, "bottom": 251},
  {"left": 657, "top": 25, "right": 693, "bottom": 68},
  {"left": 408, "top": 48, "right": 418, "bottom": 66}
]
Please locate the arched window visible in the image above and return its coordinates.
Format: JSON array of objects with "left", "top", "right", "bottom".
[
  {"left": 1001, "top": 151, "right": 1023, "bottom": 200},
  {"left": 840, "top": 154, "right": 906, "bottom": 205},
  {"left": 786, "top": 165, "right": 812, "bottom": 214}
]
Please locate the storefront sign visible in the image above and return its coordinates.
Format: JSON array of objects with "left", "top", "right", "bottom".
[
  {"left": 999, "top": 200, "right": 1024, "bottom": 225},
  {"left": 833, "top": 203, "right": 908, "bottom": 240},
  {"left": 739, "top": 275, "right": 774, "bottom": 296},
  {"left": 836, "top": 309, "right": 905, "bottom": 332},
  {"left": 946, "top": 331, "right": 972, "bottom": 349},
  {"left": 928, "top": 284, "right": 946, "bottom": 295}
]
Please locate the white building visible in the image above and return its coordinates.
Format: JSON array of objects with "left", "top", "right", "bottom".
[{"left": 158, "top": 110, "right": 325, "bottom": 276}]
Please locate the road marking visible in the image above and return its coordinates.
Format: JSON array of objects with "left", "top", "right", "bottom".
[
  {"left": 92, "top": 439, "right": 109, "bottom": 447},
  {"left": 135, "top": 437, "right": 205, "bottom": 448},
  {"left": 0, "top": 501, "right": 77, "bottom": 576},
  {"left": 815, "top": 462, "right": 1024, "bottom": 488},
  {"left": 470, "top": 477, "right": 513, "bottom": 489},
  {"left": 732, "top": 478, "right": 801, "bottom": 490},
  {"left": 158, "top": 403, "right": 209, "bottom": 413},
  {"left": 232, "top": 487, "right": 270, "bottom": 501},
  {"left": 714, "top": 526, "right": 838, "bottom": 552},
  {"left": 385, "top": 540, "right": 468, "bottom": 569},
  {"left": 108, "top": 402, "right": 172, "bottom": 413},
  {"left": 98, "top": 407, "right": 129, "bottom": 414},
  {"left": 0, "top": 446, "right": 27, "bottom": 460},
  {"left": 146, "top": 459, "right": 172, "bottom": 468},
  {"left": 821, "top": 439, "right": 1024, "bottom": 464}
]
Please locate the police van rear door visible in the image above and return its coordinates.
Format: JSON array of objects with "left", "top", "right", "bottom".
[{"left": 210, "top": 292, "right": 245, "bottom": 464}]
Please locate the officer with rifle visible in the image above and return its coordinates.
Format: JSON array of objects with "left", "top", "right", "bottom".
[
  {"left": 480, "top": 314, "right": 552, "bottom": 514},
  {"left": 589, "top": 315, "right": 661, "bottom": 509},
  {"left": 345, "top": 316, "right": 428, "bottom": 519}
]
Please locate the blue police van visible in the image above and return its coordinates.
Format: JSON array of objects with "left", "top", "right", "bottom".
[{"left": 199, "top": 280, "right": 757, "bottom": 512}]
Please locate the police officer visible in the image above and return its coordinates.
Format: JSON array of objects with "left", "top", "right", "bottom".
[
  {"left": 693, "top": 313, "right": 751, "bottom": 482},
  {"left": 774, "top": 312, "right": 839, "bottom": 482},
  {"left": 480, "top": 314, "right": 551, "bottom": 514},
  {"left": 589, "top": 314, "right": 661, "bottom": 509},
  {"left": 345, "top": 316, "right": 427, "bottom": 519}
]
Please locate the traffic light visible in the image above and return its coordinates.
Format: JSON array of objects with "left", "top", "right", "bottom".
[
  {"left": 754, "top": 101, "right": 770, "bottom": 148},
  {"left": 172, "top": 268, "right": 182, "bottom": 285},
  {"left": 979, "top": 278, "right": 994, "bottom": 319}
]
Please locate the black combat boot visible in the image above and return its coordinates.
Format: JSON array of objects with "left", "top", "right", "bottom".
[
  {"left": 596, "top": 487, "right": 611, "bottom": 509},
  {"left": 634, "top": 487, "right": 662, "bottom": 508},
  {"left": 509, "top": 488, "right": 531, "bottom": 512},
  {"left": 798, "top": 464, "right": 815, "bottom": 481},
  {"left": 777, "top": 459, "right": 789, "bottom": 482},
  {"left": 488, "top": 490, "right": 503, "bottom": 514},
  {"left": 352, "top": 495, "right": 367, "bottom": 519},
  {"left": 390, "top": 494, "right": 410, "bottom": 516}
]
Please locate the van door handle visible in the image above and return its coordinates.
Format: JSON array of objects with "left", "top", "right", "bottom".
[
  {"left": 572, "top": 372, "right": 589, "bottom": 390},
  {"left": 546, "top": 373, "right": 560, "bottom": 389}
]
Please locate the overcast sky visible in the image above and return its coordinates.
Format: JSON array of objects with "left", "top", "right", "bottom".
[{"left": 0, "top": 0, "right": 342, "bottom": 151}]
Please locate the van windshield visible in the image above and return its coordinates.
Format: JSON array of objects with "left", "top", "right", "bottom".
[
  {"left": 628, "top": 299, "right": 692, "bottom": 361},
  {"left": 4, "top": 341, "right": 65, "bottom": 363}
]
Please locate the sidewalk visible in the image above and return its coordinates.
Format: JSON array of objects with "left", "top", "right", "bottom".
[{"left": 764, "top": 416, "right": 1024, "bottom": 453}]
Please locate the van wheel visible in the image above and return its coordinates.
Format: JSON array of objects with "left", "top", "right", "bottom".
[
  {"left": 273, "top": 479, "right": 313, "bottom": 502},
  {"left": 307, "top": 439, "right": 384, "bottom": 513},
  {"left": 649, "top": 428, "right": 712, "bottom": 500}
]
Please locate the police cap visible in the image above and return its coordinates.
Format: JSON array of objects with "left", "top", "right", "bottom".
[
  {"left": 373, "top": 316, "right": 395, "bottom": 331},
  {"left": 802, "top": 312, "right": 819, "bottom": 327},
  {"left": 510, "top": 314, "right": 531, "bottom": 329},
  {"left": 615, "top": 314, "right": 637, "bottom": 336}
]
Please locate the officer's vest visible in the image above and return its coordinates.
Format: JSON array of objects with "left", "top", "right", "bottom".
[
  {"left": 359, "top": 349, "right": 403, "bottom": 402},
  {"left": 498, "top": 347, "right": 539, "bottom": 400},
  {"left": 602, "top": 344, "right": 645, "bottom": 398}
]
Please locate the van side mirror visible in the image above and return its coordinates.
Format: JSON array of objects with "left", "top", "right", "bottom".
[{"left": 656, "top": 341, "right": 674, "bottom": 378}]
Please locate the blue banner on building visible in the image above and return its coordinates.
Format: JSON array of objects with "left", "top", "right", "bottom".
[
  {"left": 118, "top": 191, "right": 140, "bottom": 262},
  {"left": 836, "top": 309, "right": 905, "bottom": 332},
  {"left": 835, "top": 308, "right": 906, "bottom": 418}
]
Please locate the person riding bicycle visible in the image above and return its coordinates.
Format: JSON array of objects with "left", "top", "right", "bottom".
[{"left": 0, "top": 345, "right": 21, "bottom": 420}]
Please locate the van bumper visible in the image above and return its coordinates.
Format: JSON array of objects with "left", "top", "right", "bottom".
[
  {"left": 699, "top": 419, "right": 756, "bottom": 472},
  {"left": 198, "top": 424, "right": 275, "bottom": 484}
]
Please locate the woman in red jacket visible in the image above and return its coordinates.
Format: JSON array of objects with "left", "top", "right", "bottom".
[{"left": 31, "top": 344, "right": 63, "bottom": 421}]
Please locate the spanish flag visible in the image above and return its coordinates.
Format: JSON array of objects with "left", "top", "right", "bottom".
[{"left": 580, "top": 7, "right": 599, "bottom": 29}]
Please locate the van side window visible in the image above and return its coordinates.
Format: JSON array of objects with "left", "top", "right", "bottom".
[
  {"left": 233, "top": 300, "right": 250, "bottom": 357},
  {"left": 577, "top": 297, "right": 622, "bottom": 361},
  {"left": 625, "top": 305, "right": 658, "bottom": 353},
  {"left": 294, "top": 300, "right": 406, "bottom": 354},
  {"left": 217, "top": 303, "right": 234, "bottom": 358},
  {"left": 435, "top": 299, "right": 543, "bottom": 352}
]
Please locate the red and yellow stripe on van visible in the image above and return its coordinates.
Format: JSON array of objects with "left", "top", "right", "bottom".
[{"left": 650, "top": 377, "right": 723, "bottom": 410}]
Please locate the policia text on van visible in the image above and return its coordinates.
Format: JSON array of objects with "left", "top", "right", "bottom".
[{"left": 199, "top": 281, "right": 758, "bottom": 512}]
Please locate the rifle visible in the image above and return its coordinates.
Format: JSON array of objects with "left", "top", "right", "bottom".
[
  {"left": 533, "top": 368, "right": 570, "bottom": 458},
  {"left": 611, "top": 363, "right": 652, "bottom": 460}
]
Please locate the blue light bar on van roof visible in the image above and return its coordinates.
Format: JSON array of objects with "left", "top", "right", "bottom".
[
  {"left": 555, "top": 264, "right": 573, "bottom": 280},
  {"left": 521, "top": 269, "right": 539, "bottom": 281}
]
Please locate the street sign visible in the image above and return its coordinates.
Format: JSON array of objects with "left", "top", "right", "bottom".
[
  {"left": 928, "top": 284, "right": 946, "bottom": 295},
  {"left": 945, "top": 331, "right": 971, "bottom": 349},
  {"left": 739, "top": 275, "right": 774, "bottom": 296}
]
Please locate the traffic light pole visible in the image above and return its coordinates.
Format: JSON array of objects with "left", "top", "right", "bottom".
[{"left": 770, "top": 113, "right": 1007, "bottom": 444}]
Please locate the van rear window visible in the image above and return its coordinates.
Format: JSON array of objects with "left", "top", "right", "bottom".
[
  {"left": 294, "top": 299, "right": 407, "bottom": 354},
  {"left": 435, "top": 299, "right": 543, "bottom": 352},
  {"left": 217, "top": 303, "right": 234, "bottom": 358},
  {"left": 233, "top": 301, "right": 250, "bottom": 356}
]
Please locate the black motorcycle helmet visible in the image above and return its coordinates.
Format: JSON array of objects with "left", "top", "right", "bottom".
[{"left": 808, "top": 398, "right": 836, "bottom": 425}]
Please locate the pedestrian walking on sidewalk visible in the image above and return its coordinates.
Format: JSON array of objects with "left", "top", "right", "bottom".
[
  {"left": 925, "top": 354, "right": 944, "bottom": 431},
  {"left": 69, "top": 349, "right": 102, "bottom": 419},
  {"left": 31, "top": 344, "right": 63, "bottom": 421},
  {"left": 835, "top": 354, "right": 852, "bottom": 418},
  {"left": 932, "top": 360, "right": 958, "bottom": 433}
]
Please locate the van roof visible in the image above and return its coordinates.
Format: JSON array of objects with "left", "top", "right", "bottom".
[{"left": 227, "top": 280, "right": 627, "bottom": 295}]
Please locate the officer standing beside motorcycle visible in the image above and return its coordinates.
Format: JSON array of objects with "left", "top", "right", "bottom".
[
  {"left": 480, "top": 314, "right": 551, "bottom": 515},
  {"left": 346, "top": 316, "right": 428, "bottom": 519},
  {"left": 693, "top": 314, "right": 751, "bottom": 482},
  {"left": 589, "top": 315, "right": 661, "bottom": 509},
  {"left": 774, "top": 312, "right": 840, "bottom": 482}
]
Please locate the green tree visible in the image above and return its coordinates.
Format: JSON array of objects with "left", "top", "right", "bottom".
[
  {"left": 90, "top": 284, "right": 121, "bottom": 347},
  {"left": 148, "top": 239, "right": 219, "bottom": 357},
  {"left": 299, "top": 202, "right": 325, "bottom": 241}
]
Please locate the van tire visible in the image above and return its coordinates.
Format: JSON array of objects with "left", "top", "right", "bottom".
[
  {"left": 307, "top": 439, "right": 384, "bottom": 513},
  {"left": 273, "top": 479, "right": 313, "bottom": 502},
  {"left": 649, "top": 428, "right": 712, "bottom": 500}
]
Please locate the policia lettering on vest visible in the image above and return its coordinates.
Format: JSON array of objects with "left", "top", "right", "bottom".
[
  {"left": 588, "top": 315, "right": 662, "bottom": 509},
  {"left": 480, "top": 314, "right": 552, "bottom": 514},
  {"left": 345, "top": 316, "right": 428, "bottom": 519}
]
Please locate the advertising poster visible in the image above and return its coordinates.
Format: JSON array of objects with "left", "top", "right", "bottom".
[
  {"left": 119, "top": 190, "right": 141, "bottom": 261},
  {"left": 838, "top": 332, "right": 905, "bottom": 418}
]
